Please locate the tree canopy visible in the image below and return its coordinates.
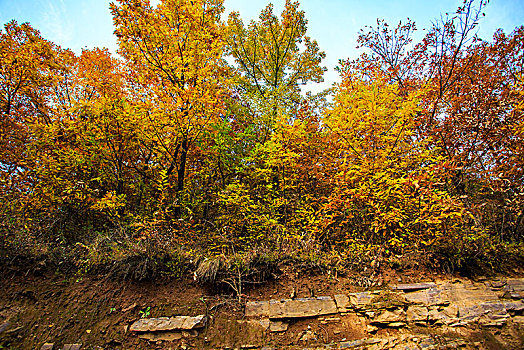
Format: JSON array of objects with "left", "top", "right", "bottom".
[{"left": 1, "top": 0, "right": 523, "bottom": 275}]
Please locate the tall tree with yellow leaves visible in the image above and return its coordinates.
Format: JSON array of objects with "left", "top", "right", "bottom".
[{"left": 111, "top": 0, "right": 227, "bottom": 206}]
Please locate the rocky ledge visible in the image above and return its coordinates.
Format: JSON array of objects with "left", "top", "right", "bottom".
[
  {"left": 117, "top": 277, "right": 524, "bottom": 349},
  {"left": 246, "top": 278, "right": 524, "bottom": 329}
]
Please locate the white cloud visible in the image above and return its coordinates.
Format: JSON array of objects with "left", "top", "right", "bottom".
[{"left": 39, "top": 0, "right": 74, "bottom": 46}]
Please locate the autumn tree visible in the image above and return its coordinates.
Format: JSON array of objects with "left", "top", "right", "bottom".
[
  {"left": 354, "top": 0, "right": 524, "bottom": 240},
  {"left": 111, "top": 0, "right": 227, "bottom": 212},
  {"left": 0, "top": 21, "right": 75, "bottom": 238},
  {"left": 0, "top": 23, "right": 126, "bottom": 242},
  {"left": 27, "top": 48, "right": 139, "bottom": 225},
  {"left": 317, "top": 66, "right": 465, "bottom": 254},
  {"left": 227, "top": 0, "right": 326, "bottom": 141},
  {"left": 206, "top": 0, "right": 328, "bottom": 251},
  {"left": 356, "top": 18, "right": 418, "bottom": 90},
  {"left": 0, "top": 21, "right": 59, "bottom": 189}
]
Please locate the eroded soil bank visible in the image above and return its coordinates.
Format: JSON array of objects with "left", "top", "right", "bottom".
[{"left": 1, "top": 265, "right": 523, "bottom": 349}]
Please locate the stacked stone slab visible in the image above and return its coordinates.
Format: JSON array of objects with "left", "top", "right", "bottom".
[
  {"left": 245, "top": 279, "right": 524, "bottom": 330},
  {"left": 245, "top": 297, "right": 339, "bottom": 333},
  {"left": 121, "top": 278, "right": 523, "bottom": 349}
]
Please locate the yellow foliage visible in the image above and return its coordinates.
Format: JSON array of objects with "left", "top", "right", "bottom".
[
  {"left": 91, "top": 191, "right": 127, "bottom": 217},
  {"left": 319, "top": 69, "right": 465, "bottom": 252}
]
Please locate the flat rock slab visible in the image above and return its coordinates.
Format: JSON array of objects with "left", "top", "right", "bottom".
[
  {"left": 130, "top": 315, "right": 206, "bottom": 332},
  {"left": 339, "top": 337, "right": 385, "bottom": 349},
  {"left": 501, "top": 279, "right": 524, "bottom": 299},
  {"left": 371, "top": 309, "right": 406, "bottom": 324},
  {"left": 40, "top": 344, "right": 54, "bottom": 350},
  {"left": 506, "top": 291, "right": 524, "bottom": 299},
  {"left": 488, "top": 278, "right": 524, "bottom": 291},
  {"left": 349, "top": 292, "right": 376, "bottom": 307},
  {"left": 503, "top": 300, "right": 524, "bottom": 312},
  {"left": 268, "top": 297, "right": 338, "bottom": 318},
  {"left": 487, "top": 280, "right": 507, "bottom": 289},
  {"left": 514, "top": 316, "right": 524, "bottom": 323},
  {"left": 246, "top": 301, "right": 270, "bottom": 318},
  {"left": 62, "top": 345, "right": 82, "bottom": 350},
  {"left": 445, "top": 283, "right": 499, "bottom": 303},
  {"left": 404, "top": 287, "right": 450, "bottom": 306},
  {"left": 334, "top": 294, "right": 351, "bottom": 312},
  {"left": 392, "top": 283, "right": 436, "bottom": 291},
  {"left": 334, "top": 292, "right": 377, "bottom": 312},
  {"left": 457, "top": 301, "right": 506, "bottom": 322},
  {"left": 407, "top": 305, "right": 429, "bottom": 322},
  {"left": 138, "top": 330, "right": 197, "bottom": 342},
  {"left": 428, "top": 304, "right": 459, "bottom": 324}
]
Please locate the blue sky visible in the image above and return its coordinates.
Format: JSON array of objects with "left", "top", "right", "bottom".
[{"left": 1, "top": 0, "right": 523, "bottom": 92}]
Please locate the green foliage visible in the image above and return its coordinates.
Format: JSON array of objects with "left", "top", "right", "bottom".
[
  {"left": 139, "top": 307, "right": 151, "bottom": 318},
  {"left": 227, "top": 0, "right": 326, "bottom": 137}
]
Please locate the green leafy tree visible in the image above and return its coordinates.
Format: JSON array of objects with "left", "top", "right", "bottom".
[{"left": 227, "top": 0, "right": 326, "bottom": 141}]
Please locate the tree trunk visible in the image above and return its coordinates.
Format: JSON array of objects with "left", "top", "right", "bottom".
[{"left": 174, "top": 138, "right": 188, "bottom": 218}]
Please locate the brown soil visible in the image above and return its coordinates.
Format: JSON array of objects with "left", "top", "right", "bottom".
[{"left": 0, "top": 264, "right": 522, "bottom": 349}]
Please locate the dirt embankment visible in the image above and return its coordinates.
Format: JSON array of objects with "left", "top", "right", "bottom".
[{"left": 1, "top": 264, "right": 523, "bottom": 349}]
